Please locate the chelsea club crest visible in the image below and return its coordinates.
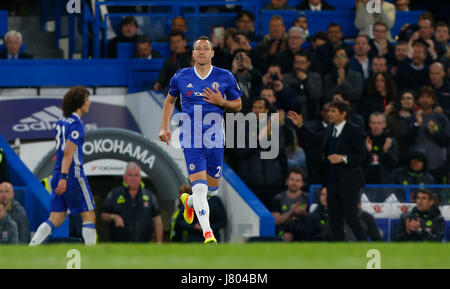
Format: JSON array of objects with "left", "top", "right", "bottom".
[{"left": 211, "top": 82, "right": 219, "bottom": 90}]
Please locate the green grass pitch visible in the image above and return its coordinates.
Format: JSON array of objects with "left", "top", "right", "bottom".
[{"left": 0, "top": 243, "right": 449, "bottom": 269}]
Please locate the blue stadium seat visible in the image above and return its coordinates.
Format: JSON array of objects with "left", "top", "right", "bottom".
[
  {"left": 0, "top": 10, "right": 7, "bottom": 38},
  {"left": 376, "top": 218, "right": 389, "bottom": 241},
  {"left": 390, "top": 218, "right": 400, "bottom": 241}
]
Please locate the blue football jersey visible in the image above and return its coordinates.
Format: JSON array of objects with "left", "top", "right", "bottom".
[
  {"left": 168, "top": 66, "right": 242, "bottom": 148},
  {"left": 53, "top": 113, "right": 85, "bottom": 173}
]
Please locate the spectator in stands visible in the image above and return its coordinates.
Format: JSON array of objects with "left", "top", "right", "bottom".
[
  {"left": 410, "top": 15, "right": 446, "bottom": 59},
  {"left": 323, "top": 48, "right": 364, "bottom": 106},
  {"left": 395, "top": 0, "right": 410, "bottom": 11},
  {"left": 316, "top": 23, "right": 353, "bottom": 76},
  {"left": 345, "top": 194, "right": 382, "bottom": 241},
  {"left": 169, "top": 184, "right": 192, "bottom": 242},
  {"left": 231, "top": 48, "right": 262, "bottom": 113},
  {"left": 158, "top": 16, "right": 188, "bottom": 42},
  {"left": 296, "top": 0, "right": 335, "bottom": 11},
  {"left": 0, "top": 30, "right": 33, "bottom": 59},
  {"left": 234, "top": 10, "right": 262, "bottom": 42},
  {"left": 396, "top": 41, "right": 430, "bottom": 92},
  {"left": 293, "top": 12, "right": 311, "bottom": 41},
  {"left": 153, "top": 30, "right": 192, "bottom": 92},
  {"left": 391, "top": 148, "right": 435, "bottom": 185},
  {"left": 393, "top": 189, "right": 444, "bottom": 242},
  {"left": 368, "top": 22, "right": 395, "bottom": 62},
  {"left": 210, "top": 25, "right": 233, "bottom": 70},
  {"left": 434, "top": 22, "right": 449, "bottom": 55},
  {"left": 386, "top": 90, "right": 416, "bottom": 166},
  {"left": 389, "top": 41, "right": 410, "bottom": 78},
  {"left": 429, "top": 62, "right": 450, "bottom": 120},
  {"left": 308, "top": 32, "right": 328, "bottom": 55},
  {"left": 310, "top": 187, "right": 332, "bottom": 241},
  {"left": 355, "top": 0, "right": 396, "bottom": 42},
  {"left": 371, "top": 55, "right": 388, "bottom": 74},
  {"left": 332, "top": 90, "right": 365, "bottom": 129},
  {"left": 276, "top": 26, "right": 320, "bottom": 74},
  {"left": 233, "top": 30, "right": 252, "bottom": 53},
  {"left": 283, "top": 51, "right": 323, "bottom": 121},
  {"left": 299, "top": 103, "right": 331, "bottom": 185},
  {"left": 0, "top": 202, "right": 18, "bottom": 244},
  {"left": 361, "top": 72, "right": 398, "bottom": 123},
  {"left": 263, "top": 0, "right": 294, "bottom": 10},
  {"left": 271, "top": 167, "right": 312, "bottom": 241},
  {"left": 100, "top": 162, "right": 163, "bottom": 243},
  {"left": 0, "top": 182, "right": 30, "bottom": 244},
  {"left": 0, "top": 148, "right": 9, "bottom": 183},
  {"left": 234, "top": 98, "right": 287, "bottom": 209},
  {"left": 362, "top": 112, "right": 398, "bottom": 184},
  {"left": 174, "top": 186, "right": 227, "bottom": 243},
  {"left": 252, "top": 15, "right": 287, "bottom": 74},
  {"left": 402, "top": 86, "right": 450, "bottom": 183},
  {"left": 131, "top": 35, "right": 161, "bottom": 59},
  {"left": 349, "top": 35, "right": 372, "bottom": 80},
  {"left": 107, "top": 16, "right": 140, "bottom": 58},
  {"left": 262, "top": 63, "right": 299, "bottom": 113}
]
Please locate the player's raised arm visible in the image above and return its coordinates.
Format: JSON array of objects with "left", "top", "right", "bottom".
[{"left": 159, "top": 93, "right": 177, "bottom": 145}]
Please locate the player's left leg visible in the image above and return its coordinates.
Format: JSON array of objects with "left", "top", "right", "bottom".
[
  {"left": 72, "top": 172, "right": 97, "bottom": 246},
  {"left": 80, "top": 210, "right": 97, "bottom": 246},
  {"left": 29, "top": 211, "right": 66, "bottom": 246}
]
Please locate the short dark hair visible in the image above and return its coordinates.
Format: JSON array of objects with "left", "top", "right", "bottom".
[
  {"left": 251, "top": 97, "right": 270, "bottom": 110},
  {"left": 61, "top": 86, "right": 90, "bottom": 117},
  {"left": 121, "top": 16, "right": 137, "bottom": 28},
  {"left": 312, "top": 31, "right": 328, "bottom": 42},
  {"left": 170, "top": 30, "right": 186, "bottom": 40},
  {"left": 233, "top": 48, "right": 249, "bottom": 57},
  {"left": 435, "top": 21, "right": 449, "bottom": 30},
  {"left": 194, "top": 35, "right": 213, "bottom": 49},
  {"left": 328, "top": 23, "right": 342, "bottom": 31},
  {"left": 416, "top": 189, "right": 434, "bottom": 200},
  {"left": 294, "top": 50, "right": 310, "bottom": 61},
  {"left": 373, "top": 21, "right": 388, "bottom": 30},
  {"left": 136, "top": 34, "right": 151, "bottom": 44},
  {"left": 355, "top": 34, "right": 370, "bottom": 44},
  {"left": 418, "top": 86, "right": 437, "bottom": 102},
  {"left": 236, "top": 10, "right": 255, "bottom": 22},
  {"left": 287, "top": 167, "right": 307, "bottom": 181},
  {"left": 328, "top": 100, "right": 351, "bottom": 120}
]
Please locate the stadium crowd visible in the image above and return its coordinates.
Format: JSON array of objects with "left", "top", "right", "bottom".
[{"left": 0, "top": 0, "right": 449, "bottom": 243}]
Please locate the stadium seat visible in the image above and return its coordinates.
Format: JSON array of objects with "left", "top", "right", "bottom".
[
  {"left": 390, "top": 218, "right": 400, "bottom": 241},
  {"left": 375, "top": 218, "right": 389, "bottom": 241}
]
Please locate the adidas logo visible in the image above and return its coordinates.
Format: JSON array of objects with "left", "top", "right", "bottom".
[
  {"left": 12, "top": 106, "right": 62, "bottom": 132},
  {"left": 187, "top": 83, "right": 193, "bottom": 88}
]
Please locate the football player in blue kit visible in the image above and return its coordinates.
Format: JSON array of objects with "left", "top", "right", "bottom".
[
  {"left": 159, "top": 36, "right": 242, "bottom": 244},
  {"left": 29, "top": 87, "right": 97, "bottom": 246}
]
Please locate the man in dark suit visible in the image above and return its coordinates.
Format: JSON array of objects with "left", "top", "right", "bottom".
[
  {"left": 296, "top": 0, "right": 335, "bottom": 11},
  {"left": 0, "top": 30, "right": 33, "bottom": 59},
  {"left": 288, "top": 100, "right": 368, "bottom": 241}
]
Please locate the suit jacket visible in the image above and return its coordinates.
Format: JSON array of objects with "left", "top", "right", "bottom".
[
  {"left": 0, "top": 51, "right": 34, "bottom": 59},
  {"left": 296, "top": 0, "right": 335, "bottom": 10},
  {"left": 320, "top": 122, "right": 366, "bottom": 191}
]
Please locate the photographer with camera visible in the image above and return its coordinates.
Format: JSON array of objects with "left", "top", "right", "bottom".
[
  {"left": 231, "top": 48, "right": 263, "bottom": 113},
  {"left": 262, "top": 63, "right": 299, "bottom": 113}
]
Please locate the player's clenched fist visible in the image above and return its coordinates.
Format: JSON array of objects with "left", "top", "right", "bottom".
[
  {"left": 55, "top": 179, "right": 67, "bottom": 195},
  {"left": 159, "top": 129, "right": 171, "bottom": 145}
]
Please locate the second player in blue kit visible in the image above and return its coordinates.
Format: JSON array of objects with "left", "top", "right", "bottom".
[{"left": 160, "top": 36, "right": 242, "bottom": 244}]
